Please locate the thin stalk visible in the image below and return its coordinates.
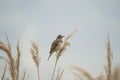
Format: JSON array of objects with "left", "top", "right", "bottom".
[
  {"left": 2, "top": 62, "right": 7, "bottom": 80},
  {"left": 52, "top": 59, "right": 58, "bottom": 80},
  {"left": 22, "top": 69, "right": 26, "bottom": 80},
  {"left": 37, "top": 66, "right": 40, "bottom": 80},
  {"left": 16, "top": 41, "right": 20, "bottom": 80}
]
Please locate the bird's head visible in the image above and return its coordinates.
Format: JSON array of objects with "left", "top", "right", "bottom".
[{"left": 57, "top": 35, "right": 64, "bottom": 39}]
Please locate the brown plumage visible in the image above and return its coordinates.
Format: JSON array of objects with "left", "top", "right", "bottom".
[{"left": 48, "top": 35, "right": 64, "bottom": 61}]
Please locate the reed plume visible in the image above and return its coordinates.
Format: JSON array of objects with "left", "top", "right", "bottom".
[
  {"left": 104, "top": 35, "right": 113, "bottom": 80},
  {"left": 57, "top": 28, "right": 77, "bottom": 61},
  {"left": 0, "top": 33, "right": 21, "bottom": 80},
  {"left": 51, "top": 29, "right": 77, "bottom": 80},
  {"left": 0, "top": 33, "right": 15, "bottom": 80},
  {"left": 30, "top": 41, "right": 41, "bottom": 80},
  {"left": 70, "top": 66, "right": 94, "bottom": 80}
]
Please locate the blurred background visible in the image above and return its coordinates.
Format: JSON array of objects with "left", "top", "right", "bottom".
[{"left": 0, "top": 0, "right": 120, "bottom": 80}]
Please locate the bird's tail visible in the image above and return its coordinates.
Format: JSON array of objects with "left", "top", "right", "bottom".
[{"left": 47, "top": 54, "right": 52, "bottom": 61}]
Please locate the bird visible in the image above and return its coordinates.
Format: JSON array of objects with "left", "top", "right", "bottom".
[{"left": 48, "top": 35, "right": 64, "bottom": 61}]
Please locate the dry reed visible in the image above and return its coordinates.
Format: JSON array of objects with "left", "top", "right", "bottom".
[
  {"left": 55, "top": 68, "right": 64, "bottom": 80},
  {"left": 72, "top": 70, "right": 84, "bottom": 80},
  {"left": 70, "top": 66, "right": 94, "bottom": 80},
  {"left": 15, "top": 41, "right": 21, "bottom": 80},
  {"left": 104, "top": 35, "right": 113, "bottom": 80},
  {"left": 30, "top": 41, "right": 41, "bottom": 80},
  {"left": 0, "top": 31, "right": 119, "bottom": 80},
  {"left": 0, "top": 33, "right": 15, "bottom": 80},
  {"left": 0, "top": 33, "right": 21, "bottom": 80},
  {"left": 57, "top": 28, "right": 77, "bottom": 61},
  {"left": 51, "top": 29, "right": 77, "bottom": 80},
  {"left": 2, "top": 62, "right": 7, "bottom": 80},
  {"left": 113, "top": 65, "right": 120, "bottom": 80}
]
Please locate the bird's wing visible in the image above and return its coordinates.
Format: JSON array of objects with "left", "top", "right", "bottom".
[{"left": 49, "top": 40, "right": 59, "bottom": 53}]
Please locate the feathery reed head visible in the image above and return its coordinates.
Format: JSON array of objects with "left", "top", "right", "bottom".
[
  {"left": 56, "top": 29, "right": 77, "bottom": 61},
  {"left": 30, "top": 40, "right": 41, "bottom": 80},
  {"left": 105, "top": 34, "right": 113, "bottom": 80},
  {"left": 30, "top": 41, "right": 40, "bottom": 67},
  {"left": 70, "top": 66, "right": 94, "bottom": 80}
]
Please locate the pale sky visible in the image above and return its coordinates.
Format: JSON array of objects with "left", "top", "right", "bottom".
[{"left": 0, "top": 0, "right": 120, "bottom": 80}]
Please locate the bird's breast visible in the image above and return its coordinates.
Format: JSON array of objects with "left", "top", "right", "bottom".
[{"left": 55, "top": 42, "right": 63, "bottom": 51}]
